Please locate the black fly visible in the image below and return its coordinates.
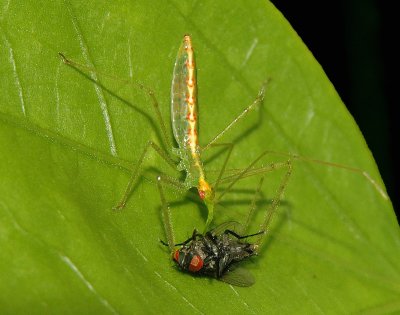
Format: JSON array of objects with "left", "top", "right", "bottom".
[{"left": 161, "top": 224, "right": 264, "bottom": 286}]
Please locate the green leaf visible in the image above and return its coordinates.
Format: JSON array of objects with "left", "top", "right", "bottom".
[{"left": 0, "top": 1, "right": 398, "bottom": 314}]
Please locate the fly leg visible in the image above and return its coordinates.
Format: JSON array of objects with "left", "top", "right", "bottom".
[
  {"left": 160, "top": 229, "right": 202, "bottom": 247},
  {"left": 223, "top": 229, "right": 264, "bottom": 240}
]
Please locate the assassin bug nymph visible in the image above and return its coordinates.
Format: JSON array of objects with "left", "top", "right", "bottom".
[{"left": 59, "top": 35, "right": 387, "bottom": 234}]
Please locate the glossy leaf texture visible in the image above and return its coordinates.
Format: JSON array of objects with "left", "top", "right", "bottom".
[{"left": 0, "top": 1, "right": 398, "bottom": 314}]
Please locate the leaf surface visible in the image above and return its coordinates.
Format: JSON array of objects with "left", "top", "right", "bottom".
[{"left": 0, "top": 1, "right": 398, "bottom": 314}]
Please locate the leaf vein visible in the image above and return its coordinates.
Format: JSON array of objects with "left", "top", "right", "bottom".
[
  {"left": 63, "top": 0, "right": 118, "bottom": 157},
  {"left": 60, "top": 255, "right": 120, "bottom": 315},
  {"left": 2, "top": 34, "right": 26, "bottom": 116}
]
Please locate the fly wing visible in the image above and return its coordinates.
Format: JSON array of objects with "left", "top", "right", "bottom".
[
  {"left": 171, "top": 35, "right": 197, "bottom": 149},
  {"left": 220, "top": 267, "right": 255, "bottom": 287}
]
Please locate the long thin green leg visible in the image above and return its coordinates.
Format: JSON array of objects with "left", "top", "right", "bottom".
[
  {"left": 156, "top": 173, "right": 196, "bottom": 252},
  {"left": 202, "top": 80, "right": 269, "bottom": 151},
  {"left": 225, "top": 159, "right": 292, "bottom": 246},
  {"left": 114, "top": 140, "right": 179, "bottom": 210},
  {"left": 215, "top": 150, "right": 285, "bottom": 205},
  {"left": 241, "top": 176, "right": 265, "bottom": 235},
  {"left": 203, "top": 144, "right": 285, "bottom": 231},
  {"left": 59, "top": 53, "right": 173, "bottom": 149},
  {"left": 157, "top": 176, "right": 175, "bottom": 253},
  {"left": 155, "top": 173, "right": 190, "bottom": 194},
  {"left": 202, "top": 141, "right": 265, "bottom": 232},
  {"left": 200, "top": 145, "right": 292, "bottom": 231},
  {"left": 214, "top": 159, "right": 290, "bottom": 244},
  {"left": 220, "top": 150, "right": 388, "bottom": 200},
  {"left": 202, "top": 144, "right": 290, "bottom": 232},
  {"left": 205, "top": 143, "right": 234, "bottom": 194},
  {"left": 201, "top": 142, "right": 234, "bottom": 231},
  {"left": 256, "top": 160, "right": 292, "bottom": 247}
]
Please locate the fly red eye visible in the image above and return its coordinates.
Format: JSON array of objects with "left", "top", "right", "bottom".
[
  {"left": 173, "top": 250, "right": 180, "bottom": 262},
  {"left": 189, "top": 255, "right": 203, "bottom": 272},
  {"left": 199, "top": 190, "right": 205, "bottom": 200}
]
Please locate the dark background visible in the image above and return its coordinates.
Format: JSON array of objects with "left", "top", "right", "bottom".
[{"left": 271, "top": 0, "right": 398, "bottom": 220}]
